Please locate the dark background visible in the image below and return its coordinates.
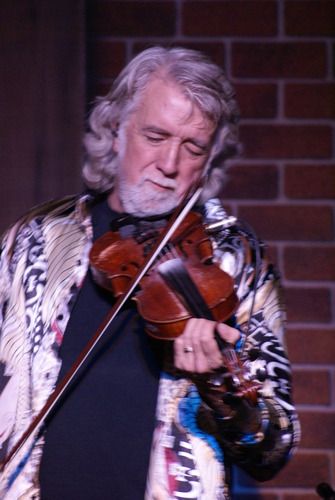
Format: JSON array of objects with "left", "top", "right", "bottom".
[{"left": 1, "top": 1, "right": 334, "bottom": 498}]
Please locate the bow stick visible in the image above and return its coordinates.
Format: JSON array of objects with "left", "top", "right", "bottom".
[{"left": 1, "top": 186, "right": 202, "bottom": 472}]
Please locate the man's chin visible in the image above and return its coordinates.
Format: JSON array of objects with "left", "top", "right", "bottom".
[
  {"left": 118, "top": 182, "right": 180, "bottom": 216},
  {"left": 130, "top": 204, "right": 176, "bottom": 217},
  {"left": 124, "top": 198, "right": 179, "bottom": 217}
]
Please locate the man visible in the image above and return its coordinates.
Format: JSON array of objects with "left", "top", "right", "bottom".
[{"left": 0, "top": 47, "right": 299, "bottom": 499}]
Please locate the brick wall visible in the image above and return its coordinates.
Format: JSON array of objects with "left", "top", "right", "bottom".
[{"left": 86, "top": 1, "right": 335, "bottom": 498}]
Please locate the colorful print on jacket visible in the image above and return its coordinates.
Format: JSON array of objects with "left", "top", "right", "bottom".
[{"left": 0, "top": 195, "right": 300, "bottom": 499}]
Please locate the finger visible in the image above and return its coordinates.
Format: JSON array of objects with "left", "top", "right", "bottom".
[
  {"left": 197, "top": 323, "right": 241, "bottom": 371},
  {"left": 174, "top": 319, "right": 222, "bottom": 373},
  {"left": 215, "top": 323, "right": 240, "bottom": 345},
  {"left": 198, "top": 325, "right": 223, "bottom": 370},
  {"left": 174, "top": 320, "right": 196, "bottom": 371},
  {"left": 174, "top": 346, "right": 195, "bottom": 372},
  {"left": 174, "top": 318, "right": 206, "bottom": 371}
]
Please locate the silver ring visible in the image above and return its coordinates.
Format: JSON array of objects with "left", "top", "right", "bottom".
[{"left": 183, "top": 346, "right": 194, "bottom": 353}]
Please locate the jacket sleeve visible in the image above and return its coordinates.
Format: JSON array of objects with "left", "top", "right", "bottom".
[
  {"left": 0, "top": 225, "right": 19, "bottom": 470},
  {"left": 0, "top": 231, "right": 12, "bottom": 324},
  {"left": 197, "top": 221, "right": 300, "bottom": 481}
]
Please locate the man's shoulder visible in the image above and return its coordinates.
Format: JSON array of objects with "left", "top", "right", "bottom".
[
  {"left": 1, "top": 194, "right": 91, "bottom": 259},
  {"left": 8, "top": 193, "right": 92, "bottom": 230},
  {"left": 21, "top": 194, "right": 83, "bottom": 222}
]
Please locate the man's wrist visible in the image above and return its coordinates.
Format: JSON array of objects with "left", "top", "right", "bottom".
[{"left": 214, "top": 398, "right": 270, "bottom": 445}]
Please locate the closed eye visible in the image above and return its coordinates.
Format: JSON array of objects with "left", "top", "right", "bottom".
[
  {"left": 186, "top": 146, "right": 206, "bottom": 157},
  {"left": 145, "top": 134, "right": 165, "bottom": 143},
  {"left": 184, "top": 141, "right": 209, "bottom": 157}
]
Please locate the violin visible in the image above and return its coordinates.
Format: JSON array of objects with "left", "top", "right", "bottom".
[
  {"left": 90, "top": 210, "right": 260, "bottom": 404},
  {"left": 89, "top": 211, "right": 238, "bottom": 340}
]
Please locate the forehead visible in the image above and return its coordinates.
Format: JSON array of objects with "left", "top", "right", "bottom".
[{"left": 130, "top": 77, "right": 215, "bottom": 133}]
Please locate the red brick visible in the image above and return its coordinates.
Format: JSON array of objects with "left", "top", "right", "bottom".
[
  {"left": 235, "top": 83, "right": 277, "bottom": 119},
  {"left": 88, "top": 82, "right": 113, "bottom": 101},
  {"left": 87, "top": 40, "right": 126, "bottom": 80},
  {"left": 237, "top": 205, "right": 334, "bottom": 241},
  {"left": 182, "top": 1, "right": 277, "bottom": 37},
  {"left": 87, "top": 1, "right": 176, "bottom": 36},
  {"left": 284, "top": 246, "right": 335, "bottom": 281},
  {"left": 287, "top": 328, "right": 335, "bottom": 365},
  {"left": 240, "top": 125, "right": 332, "bottom": 160},
  {"left": 221, "top": 164, "right": 278, "bottom": 199},
  {"left": 284, "top": 287, "right": 332, "bottom": 323},
  {"left": 239, "top": 452, "right": 330, "bottom": 487},
  {"left": 284, "top": 164, "right": 335, "bottom": 200},
  {"left": 299, "top": 411, "right": 335, "bottom": 449},
  {"left": 285, "top": 84, "right": 335, "bottom": 119},
  {"left": 285, "top": 0, "right": 335, "bottom": 36},
  {"left": 293, "top": 369, "right": 330, "bottom": 405},
  {"left": 133, "top": 41, "right": 226, "bottom": 69},
  {"left": 232, "top": 42, "right": 327, "bottom": 78}
]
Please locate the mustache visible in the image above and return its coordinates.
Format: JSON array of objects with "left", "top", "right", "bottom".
[{"left": 143, "top": 175, "right": 177, "bottom": 189}]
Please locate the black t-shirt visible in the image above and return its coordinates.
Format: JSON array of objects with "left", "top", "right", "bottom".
[{"left": 39, "top": 196, "right": 161, "bottom": 499}]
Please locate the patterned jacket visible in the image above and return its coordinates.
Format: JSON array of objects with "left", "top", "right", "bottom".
[{"left": 0, "top": 194, "right": 300, "bottom": 499}]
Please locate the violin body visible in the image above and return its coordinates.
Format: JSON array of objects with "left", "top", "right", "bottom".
[
  {"left": 89, "top": 211, "right": 238, "bottom": 340},
  {"left": 136, "top": 258, "right": 238, "bottom": 339}
]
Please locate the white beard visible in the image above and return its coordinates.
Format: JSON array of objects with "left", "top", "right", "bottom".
[{"left": 118, "top": 174, "right": 180, "bottom": 217}]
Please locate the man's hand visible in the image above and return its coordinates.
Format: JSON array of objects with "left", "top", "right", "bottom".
[
  {"left": 174, "top": 318, "right": 263, "bottom": 433},
  {"left": 173, "top": 318, "right": 240, "bottom": 374}
]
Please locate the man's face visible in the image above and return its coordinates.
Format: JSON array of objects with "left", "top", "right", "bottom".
[{"left": 108, "top": 77, "right": 216, "bottom": 216}]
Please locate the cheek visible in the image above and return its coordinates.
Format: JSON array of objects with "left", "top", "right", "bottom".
[
  {"left": 116, "top": 138, "right": 142, "bottom": 181},
  {"left": 178, "top": 163, "right": 206, "bottom": 190}
]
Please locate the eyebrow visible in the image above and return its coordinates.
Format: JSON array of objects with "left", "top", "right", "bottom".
[{"left": 141, "top": 126, "right": 211, "bottom": 151}]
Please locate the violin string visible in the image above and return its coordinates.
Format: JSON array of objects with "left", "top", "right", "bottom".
[
  {"left": 157, "top": 256, "right": 213, "bottom": 320},
  {"left": 222, "top": 347, "right": 239, "bottom": 368},
  {"left": 156, "top": 243, "right": 207, "bottom": 318}
]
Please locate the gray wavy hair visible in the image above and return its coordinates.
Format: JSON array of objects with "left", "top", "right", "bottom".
[{"left": 83, "top": 46, "right": 240, "bottom": 199}]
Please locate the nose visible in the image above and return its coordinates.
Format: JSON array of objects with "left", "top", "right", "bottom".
[{"left": 158, "top": 143, "right": 180, "bottom": 176}]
